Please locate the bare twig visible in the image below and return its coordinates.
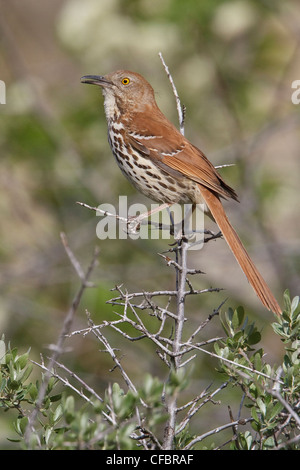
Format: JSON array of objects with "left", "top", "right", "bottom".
[
  {"left": 107, "top": 286, "right": 223, "bottom": 302},
  {"left": 176, "top": 381, "right": 229, "bottom": 435},
  {"left": 77, "top": 201, "right": 128, "bottom": 224},
  {"left": 86, "top": 311, "right": 139, "bottom": 395},
  {"left": 159, "top": 52, "right": 185, "bottom": 136},
  {"left": 31, "top": 356, "right": 115, "bottom": 425},
  {"left": 184, "top": 417, "right": 253, "bottom": 450},
  {"left": 24, "top": 234, "right": 99, "bottom": 447},
  {"left": 182, "top": 341, "right": 284, "bottom": 385}
]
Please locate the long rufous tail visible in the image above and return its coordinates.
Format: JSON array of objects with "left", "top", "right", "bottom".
[{"left": 200, "top": 186, "right": 282, "bottom": 316}]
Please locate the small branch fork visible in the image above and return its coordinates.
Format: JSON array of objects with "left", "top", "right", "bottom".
[{"left": 64, "top": 237, "right": 263, "bottom": 450}]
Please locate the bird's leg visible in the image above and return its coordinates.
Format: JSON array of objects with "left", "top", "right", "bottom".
[
  {"left": 174, "top": 203, "right": 195, "bottom": 242},
  {"left": 127, "top": 202, "right": 172, "bottom": 234}
]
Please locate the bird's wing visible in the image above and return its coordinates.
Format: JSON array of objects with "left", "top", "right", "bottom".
[{"left": 126, "top": 110, "right": 238, "bottom": 201}]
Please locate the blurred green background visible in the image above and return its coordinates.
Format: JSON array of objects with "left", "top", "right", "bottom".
[{"left": 0, "top": 0, "right": 299, "bottom": 446}]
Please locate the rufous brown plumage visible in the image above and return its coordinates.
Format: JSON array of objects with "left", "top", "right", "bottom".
[{"left": 81, "top": 70, "right": 282, "bottom": 316}]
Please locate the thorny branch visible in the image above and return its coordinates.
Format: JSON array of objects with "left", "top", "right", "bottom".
[{"left": 25, "top": 233, "right": 99, "bottom": 447}]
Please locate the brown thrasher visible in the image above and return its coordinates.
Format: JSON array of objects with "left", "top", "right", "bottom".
[{"left": 81, "top": 70, "right": 281, "bottom": 315}]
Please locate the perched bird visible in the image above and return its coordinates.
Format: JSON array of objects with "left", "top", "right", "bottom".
[{"left": 81, "top": 70, "right": 281, "bottom": 315}]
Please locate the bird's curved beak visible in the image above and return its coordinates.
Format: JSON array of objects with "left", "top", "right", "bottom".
[{"left": 80, "top": 75, "right": 113, "bottom": 87}]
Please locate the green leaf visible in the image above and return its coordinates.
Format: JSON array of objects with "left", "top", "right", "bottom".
[
  {"left": 28, "top": 383, "right": 38, "bottom": 401},
  {"left": 291, "top": 296, "right": 299, "bottom": 314},
  {"left": 283, "top": 289, "right": 291, "bottom": 312},
  {"left": 64, "top": 395, "right": 75, "bottom": 424},
  {"left": 117, "top": 392, "right": 137, "bottom": 419},
  {"left": 257, "top": 397, "right": 266, "bottom": 416},
  {"left": 50, "top": 393, "right": 62, "bottom": 403},
  {"left": 53, "top": 403, "right": 64, "bottom": 424},
  {"left": 44, "top": 426, "right": 53, "bottom": 446},
  {"left": 20, "top": 363, "right": 33, "bottom": 382},
  {"left": 16, "top": 350, "right": 30, "bottom": 370},
  {"left": 15, "top": 416, "right": 28, "bottom": 436},
  {"left": 248, "top": 330, "right": 261, "bottom": 345},
  {"left": 252, "top": 351, "right": 262, "bottom": 370},
  {"left": 251, "top": 406, "right": 259, "bottom": 423},
  {"left": 268, "top": 401, "right": 283, "bottom": 421},
  {"left": 225, "top": 308, "right": 235, "bottom": 335},
  {"left": 232, "top": 307, "right": 244, "bottom": 330},
  {"left": 263, "top": 436, "right": 276, "bottom": 449},
  {"left": 271, "top": 322, "right": 284, "bottom": 337}
]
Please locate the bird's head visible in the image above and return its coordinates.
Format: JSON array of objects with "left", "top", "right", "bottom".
[{"left": 81, "top": 70, "right": 156, "bottom": 120}]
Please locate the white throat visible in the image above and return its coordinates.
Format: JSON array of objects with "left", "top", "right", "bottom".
[{"left": 102, "top": 89, "right": 119, "bottom": 122}]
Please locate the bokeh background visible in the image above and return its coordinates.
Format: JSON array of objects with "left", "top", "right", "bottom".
[{"left": 0, "top": 0, "right": 299, "bottom": 447}]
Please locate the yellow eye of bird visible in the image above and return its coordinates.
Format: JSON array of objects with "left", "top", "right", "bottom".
[{"left": 121, "top": 77, "right": 130, "bottom": 85}]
